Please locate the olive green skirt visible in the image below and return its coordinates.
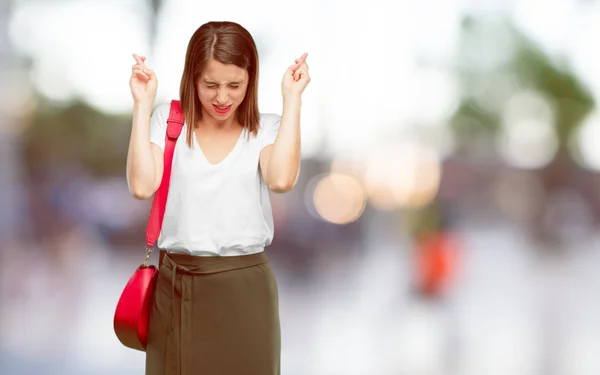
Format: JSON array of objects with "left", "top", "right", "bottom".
[{"left": 145, "top": 250, "right": 280, "bottom": 375}]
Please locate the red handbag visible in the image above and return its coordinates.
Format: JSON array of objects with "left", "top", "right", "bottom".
[{"left": 113, "top": 100, "right": 184, "bottom": 351}]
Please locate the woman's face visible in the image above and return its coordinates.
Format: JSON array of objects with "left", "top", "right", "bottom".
[{"left": 196, "top": 59, "right": 249, "bottom": 122}]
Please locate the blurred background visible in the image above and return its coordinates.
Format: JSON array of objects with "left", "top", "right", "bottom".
[{"left": 2, "top": 0, "right": 600, "bottom": 374}]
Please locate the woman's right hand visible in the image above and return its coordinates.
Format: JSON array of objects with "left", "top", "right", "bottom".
[{"left": 130, "top": 53, "right": 157, "bottom": 104}]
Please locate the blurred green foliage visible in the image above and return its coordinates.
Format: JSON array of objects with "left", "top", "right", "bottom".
[
  {"left": 409, "top": 16, "right": 595, "bottom": 240},
  {"left": 22, "top": 99, "right": 132, "bottom": 177}
]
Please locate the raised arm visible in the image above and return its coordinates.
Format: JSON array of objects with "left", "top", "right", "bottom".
[
  {"left": 126, "top": 53, "right": 164, "bottom": 200},
  {"left": 260, "top": 53, "right": 310, "bottom": 193}
]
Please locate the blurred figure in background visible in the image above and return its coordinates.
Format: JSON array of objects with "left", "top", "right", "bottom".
[{"left": 409, "top": 200, "right": 462, "bottom": 300}]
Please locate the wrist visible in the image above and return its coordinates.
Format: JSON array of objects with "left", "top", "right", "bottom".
[
  {"left": 133, "top": 98, "right": 155, "bottom": 111},
  {"left": 282, "top": 94, "right": 302, "bottom": 106}
]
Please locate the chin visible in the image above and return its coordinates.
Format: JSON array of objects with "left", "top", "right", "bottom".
[{"left": 211, "top": 110, "right": 235, "bottom": 121}]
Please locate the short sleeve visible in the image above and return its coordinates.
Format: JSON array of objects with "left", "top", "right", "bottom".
[
  {"left": 149, "top": 103, "right": 171, "bottom": 151},
  {"left": 259, "top": 113, "right": 282, "bottom": 150}
]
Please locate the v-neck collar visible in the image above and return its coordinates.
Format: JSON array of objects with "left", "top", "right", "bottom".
[{"left": 192, "top": 126, "right": 246, "bottom": 167}]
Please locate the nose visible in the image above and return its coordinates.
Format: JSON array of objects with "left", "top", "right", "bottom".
[{"left": 216, "top": 87, "right": 228, "bottom": 104}]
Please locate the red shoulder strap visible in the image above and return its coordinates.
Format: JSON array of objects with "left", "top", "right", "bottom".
[{"left": 145, "top": 100, "right": 184, "bottom": 248}]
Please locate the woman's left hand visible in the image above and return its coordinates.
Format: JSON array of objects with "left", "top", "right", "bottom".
[{"left": 281, "top": 52, "right": 310, "bottom": 99}]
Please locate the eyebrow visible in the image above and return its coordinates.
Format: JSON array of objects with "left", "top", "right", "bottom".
[{"left": 204, "top": 80, "right": 244, "bottom": 85}]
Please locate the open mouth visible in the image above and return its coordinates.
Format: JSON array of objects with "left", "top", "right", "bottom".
[{"left": 213, "top": 104, "right": 232, "bottom": 114}]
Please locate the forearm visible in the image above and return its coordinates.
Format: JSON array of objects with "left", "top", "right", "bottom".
[
  {"left": 267, "top": 96, "right": 302, "bottom": 190},
  {"left": 126, "top": 100, "right": 158, "bottom": 199}
]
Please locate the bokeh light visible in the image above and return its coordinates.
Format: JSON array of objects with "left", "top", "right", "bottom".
[
  {"left": 570, "top": 111, "right": 600, "bottom": 171},
  {"left": 363, "top": 141, "right": 442, "bottom": 210},
  {"left": 312, "top": 173, "right": 366, "bottom": 225},
  {"left": 497, "top": 90, "right": 558, "bottom": 169}
]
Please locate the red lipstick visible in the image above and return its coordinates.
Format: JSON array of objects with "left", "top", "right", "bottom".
[{"left": 213, "top": 105, "right": 232, "bottom": 114}]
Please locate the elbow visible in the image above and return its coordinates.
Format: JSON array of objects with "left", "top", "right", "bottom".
[
  {"left": 268, "top": 180, "right": 294, "bottom": 194},
  {"left": 266, "top": 166, "right": 300, "bottom": 194},
  {"left": 128, "top": 182, "right": 155, "bottom": 200}
]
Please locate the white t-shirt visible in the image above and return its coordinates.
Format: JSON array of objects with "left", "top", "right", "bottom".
[{"left": 149, "top": 103, "right": 281, "bottom": 256}]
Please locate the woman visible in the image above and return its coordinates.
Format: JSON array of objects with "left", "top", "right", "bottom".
[{"left": 126, "top": 21, "right": 310, "bottom": 375}]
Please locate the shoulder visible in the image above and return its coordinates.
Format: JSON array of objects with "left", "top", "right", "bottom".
[
  {"left": 259, "top": 113, "right": 281, "bottom": 130},
  {"left": 150, "top": 103, "right": 172, "bottom": 127},
  {"left": 256, "top": 113, "right": 281, "bottom": 147},
  {"left": 149, "top": 103, "right": 175, "bottom": 149},
  {"left": 153, "top": 103, "right": 172, "bottom": 119}
]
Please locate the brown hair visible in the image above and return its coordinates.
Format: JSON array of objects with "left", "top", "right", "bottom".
[{"left": 179, "top": 21, "right": 260, "bottom": 147}]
